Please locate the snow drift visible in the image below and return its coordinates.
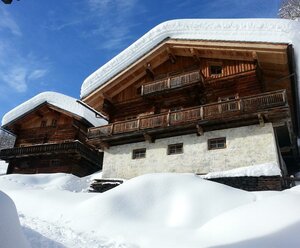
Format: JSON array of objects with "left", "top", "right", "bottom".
[
  {"left": 0, "top": 191, "right": 30, "bottom": 248},
  {"left": 1, "top": 173, "right": 300, "bottom": 247}
]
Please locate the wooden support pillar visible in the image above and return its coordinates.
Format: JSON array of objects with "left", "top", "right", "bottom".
[
  {"left": 166, "top": 47, "right": 176, "bottom": 64},
  {"left": 190, "top": 48, "right": 200, "bottom": 63},
  {"left": 145, "top": 63, "right": 154, "bottom": 80},
  {"left": 196, "top": 124, "right": 204, "bottom": 136},
  {"left": 99, "top": 141, "right": 109, "bottom": 150},
  {"left": 143, "top": 133, "right": 154, "bottom": 143},
  {"left": 258, "top": 113, "right": 265, "bottom": 127}
]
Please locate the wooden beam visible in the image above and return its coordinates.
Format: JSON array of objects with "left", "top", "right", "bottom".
[
  {"left": 258, "top": 113, "right": 265, "bottom": 127},
  {"left": 166, "top": 47, "right": 176, "bottom": 64},
  {"left": 196, "top": 124, "right": 204, "bottom": 136},
  {"left": 99, "top": 141, "right": 109, "bottom": 150},
  {"left": 100, "top": 92, "right": 114, "bottom": 103},
  {"left": 166, "top": 39, "right": 288, "bottom": 52},
  {"left": 143, "top": 133, "right": 154, "bottom": 143},
  {"left": 190, "top": 48, "right": 200, "bottom": 63},
  {"left": 145, "top": 63, "right": 155, "bottom": 80}
]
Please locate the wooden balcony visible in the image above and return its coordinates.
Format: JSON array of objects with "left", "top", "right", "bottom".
[
  {"left": 88, "top": 90, "right": 289, "bottom": 145},
  {"left": 141, "top": 70, "right": 202, "bottom": 96},
  {"left": 0, "top": 141, "right": 101, "bottom": 165}
]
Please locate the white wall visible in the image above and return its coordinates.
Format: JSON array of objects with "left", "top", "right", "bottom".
[{"left": 102, "top": 123, "right": 280, "bottom": 179}]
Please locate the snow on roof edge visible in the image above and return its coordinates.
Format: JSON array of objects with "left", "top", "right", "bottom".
[
  {"left": 1, "top": 91, "right": 106, "bottom": 127},
  {"left": 81, "top": 18, "right": 300, "bottom": 98}
]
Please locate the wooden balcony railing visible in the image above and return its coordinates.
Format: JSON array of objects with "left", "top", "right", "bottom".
[
  {"left": 0, "top": 141, "right": 101, "bottom": 163},
  {"left": 88, "top": 90, "right": 287, "bottom": 138},
  {"left": 141, "top": 70, "right": 201, "bottom": 95}
]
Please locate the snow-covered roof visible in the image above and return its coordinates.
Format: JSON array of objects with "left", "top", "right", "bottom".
[
  {"left": 81, "top": 18, "right": 300, "bottom": 98},
  {"left": 1, "top": 92, "right": 106, "bottom": 127}
]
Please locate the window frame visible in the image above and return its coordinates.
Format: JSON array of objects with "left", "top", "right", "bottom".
[
  {"left": 51, "top": 119, "right": 57, "bottom": 127},
  {"left": 132, "top": 148, "right": 146, "bottom": 159},
  {"left": 209, "top": 64, "right": 223, "bottom": 76},
  {"left": 167, "top": 143, "right": 183, "bottom": 155},
  {"left": 50, "top": 159, "right": 60, "bottom": 167},
  {"left": 208, "top": 137, "right": 226, "bottom": 150},
  {"left": 40, "top": 120, "right": 47, "bottom": 127}
]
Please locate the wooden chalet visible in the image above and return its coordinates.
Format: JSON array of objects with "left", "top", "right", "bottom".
[
  {"left": 0, "top": 92, "right": 104, "bottom": 177},
  {"left": 80, "top": 20, "right": 300, "bottom": 189}
]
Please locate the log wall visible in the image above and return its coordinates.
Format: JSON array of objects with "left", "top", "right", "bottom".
[
  {"left": 11, "top": 105, "right": 88, "bottom": 147},
  {"left": 109, "top": 57, "right": 259, "bottom": 123}
]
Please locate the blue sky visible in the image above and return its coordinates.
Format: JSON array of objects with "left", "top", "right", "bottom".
[{"left": 0, "top": 0, "right": 281, "bottom": 120}]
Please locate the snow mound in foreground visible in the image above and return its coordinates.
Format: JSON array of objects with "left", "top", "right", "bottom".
[
  {"left": 79, "top": 173, "right": 255, "bottom": 228},
  {"left": 0, "top": 173, "right": 92, "bottom": 192},
  {"left": 0, "top": 191, "right": 30, "bottom": 248},
  {"left": 0, "top": 160, "right": 8, "bottom": 175},
  {"left": 2, "top": 173, "right": 300, "bottom": 247}
]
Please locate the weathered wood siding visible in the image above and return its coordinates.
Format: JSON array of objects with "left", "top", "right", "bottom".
[
  {"left": 110, "top": 57, "right": 259, "bottom": 122},
  {"left": 9, "top": 105, "right": 89, "bottom": 147}
]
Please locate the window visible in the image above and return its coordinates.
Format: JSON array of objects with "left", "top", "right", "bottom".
[
  {"left": 210, "top": 65, "right": 222, "bottom": 75},
  {"left": 136, "top": 86, "right": 142, "bottom": 95},
  {"left": 168, "top": 143, "right": 183, "bottom": 155},
  {"left": 132, "top": 148, "right": 146, "bottom": 159},
  {"left": 20, "top": 161, "right": 29, "bottom": 169},
  {"left": 41, "top": 120, "right": 47, "bottom": 127},
  {"left": 51, "top": 119, "right": 57, "bottom": 127},
  {"left": 208, "top": 137, "right": 226, "bottom": 150},
  {"left": 51, "top": 160, "right": 60, "bottom": 166}
]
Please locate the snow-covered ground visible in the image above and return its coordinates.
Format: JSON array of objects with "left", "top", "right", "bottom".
[
  {"left": 1, "top": 172, "right": 300, "bottom": 248},
  {"left": 0, "top": 160, "right": 8, "bottom": 175}
]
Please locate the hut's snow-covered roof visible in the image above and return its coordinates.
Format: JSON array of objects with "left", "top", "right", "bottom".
[
  {"left": 1, "top": 92, "right": 105, "bottom": 127},
  {"left": 81, "top": 18, "right": 300, "bottom": 98}
]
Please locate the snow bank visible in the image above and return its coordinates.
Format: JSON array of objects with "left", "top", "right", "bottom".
[
  {"left": 0, "top": 173, "right": 92, "bottom": 192},
  {"left": 1, "top": 91, "right": 106, "bottom": 127},
  {"left": 0, "top": 191, "right": 30, "bottom": 248},
  {"left": 2, "top": 172, "right": 300, "bottom": 247},
  {"left": 0, "top": 160, "right": 8, "bottom": 175},
  {"left": 201, "top": 162, "right": 281, "bottom": 179},
  {"left": 81, "top": 19, "right": 300, "bottom": 98}
]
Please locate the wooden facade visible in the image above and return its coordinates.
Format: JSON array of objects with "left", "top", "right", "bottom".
[
  {"left": 0, "top": 103, "right": 102, "bottom": 177},
  {"left": 82, "top": 39, "right": 299, "bottom": 174}
]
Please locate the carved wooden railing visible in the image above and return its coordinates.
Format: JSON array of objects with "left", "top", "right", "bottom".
[
  {"left": 141, "top": 70, "right": 201, "bottom": 95},
  {"left": 0, "top": 141, "right": 101, "bottom": 163},
  {"left": 88, "top": 90, "right": 287, "bottom": 138}
]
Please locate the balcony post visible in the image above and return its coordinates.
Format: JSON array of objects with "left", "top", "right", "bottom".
[
  {"left": 167, "top": 78, "right": 171, "bottom": 89},
  {"left": 282, "top": 90, "right": 286, "bottom": 104},
  {"left": 167, "top": 110, "right": 171, "bottom": 126},
  {"left": 141, "top": 85, "right": 144, "bottom": 96},
  {"left": 239, "top": 99, "right": 243, "bottom": 113},
  {"left": 200, "top": 106, "right": 203, "bottom": 120},
  {"left": 110, "top": 123, "right": 114, "bottom": 135},
  {"left": 137, "top": 117, "right": 141, "bottom": 130}
]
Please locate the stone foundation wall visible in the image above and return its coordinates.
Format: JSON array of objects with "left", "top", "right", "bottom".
[
  {"left": 103, "top": 123, "right": 280, "bottom": 179},
  {"left": 208, "top": 176, "right": 283, "bottom": 191}
]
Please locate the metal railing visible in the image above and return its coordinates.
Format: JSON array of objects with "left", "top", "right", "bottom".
[{"left": 88, "top": 90, "right": 287, "bottom": 138}]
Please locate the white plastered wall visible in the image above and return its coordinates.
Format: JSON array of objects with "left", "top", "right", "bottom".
[{"left": 102, "top": 123, "right": 280, "bottom": 179}]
